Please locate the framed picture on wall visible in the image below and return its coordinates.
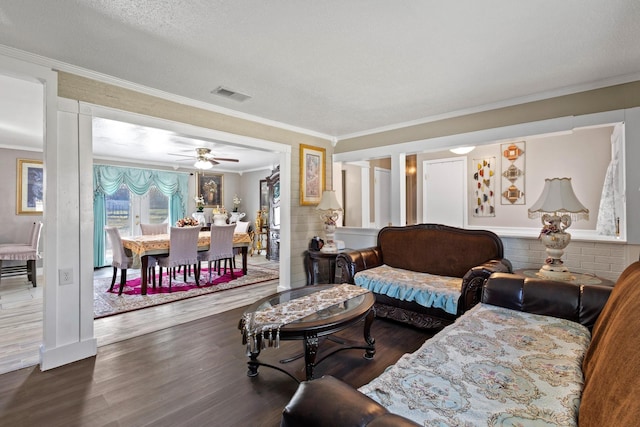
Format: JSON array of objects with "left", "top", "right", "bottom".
[
  {"left": 196, "top": 172, "right": 223, "bottom": 207},
  {"left": 17, "top": 159, "right": 43, "bottom": 215},
  {"left": 299, "top": 144, "right": 325, "bottom": 205}
]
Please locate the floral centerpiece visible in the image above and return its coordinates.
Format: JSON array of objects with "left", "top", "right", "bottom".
[
  {"left": 176, "top": 217, "right": 200, "bottom": 227},
  {"left": 233, "top": 194, "right": 242, "bottom": 212},
  {"left": 194, "top": 195, "right": 205, "bottom": 212}
]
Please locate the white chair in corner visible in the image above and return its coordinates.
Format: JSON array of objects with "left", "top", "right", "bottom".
[{"left": 0, "top": 221, "right": 43, "bottom": 287}]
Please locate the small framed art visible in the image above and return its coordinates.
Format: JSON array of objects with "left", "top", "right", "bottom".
[
  {"left": 17, "top": 159, "right": 43, "bottom": 215},
  {"left": 299, "top": 144, "right": 325, "bottom": 205}
]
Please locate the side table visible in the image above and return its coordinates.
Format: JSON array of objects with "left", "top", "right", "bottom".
[
  {"left": 304, "top": 249, "right": 348, "bottom": 285},
  {"left": 514, "top": 269, "right": 615, "bottom": 287}
]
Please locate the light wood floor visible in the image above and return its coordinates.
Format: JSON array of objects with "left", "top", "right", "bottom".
[{"left": 0, "top": 255, "right": 279, "bottom": 375}]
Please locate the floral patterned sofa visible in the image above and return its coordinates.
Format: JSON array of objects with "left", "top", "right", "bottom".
[
  {"left": 336, "top": 224, "right": 512, "bottom": 329},
  {"left": 281, "top": 260, "right": 640, "bottom": 426}
]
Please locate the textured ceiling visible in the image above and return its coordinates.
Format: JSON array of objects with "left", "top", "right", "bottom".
[{"left": 0, "top": 1, "right": 639, "bottom": 139}]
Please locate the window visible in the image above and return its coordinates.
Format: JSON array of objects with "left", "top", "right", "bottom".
[{"left": 104, "top": 184, "right": 169, "bottom": 262}]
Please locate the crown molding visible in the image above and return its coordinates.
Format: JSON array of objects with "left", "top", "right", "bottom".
[
  {"left": 336, "top": 71, "right": 640, "bottom": 142},
  {"left": 0, "top": 44, "right": 333, "bottom": 142}
]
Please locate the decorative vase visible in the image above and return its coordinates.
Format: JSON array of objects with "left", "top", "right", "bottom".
[
  {"left": 213, "top": 213, "right": 228, "bottom": 226},
  {"left": 229, "top": 212, "right": 246, "bottom": 223},
  {"left": 192, "top": 212, "right": 206, "bottom": 226},
  {"left": 538, "top": 231, "right": 572, "bottom": 280}
]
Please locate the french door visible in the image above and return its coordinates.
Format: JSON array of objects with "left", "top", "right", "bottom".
[{"left": 104, "top": 184, "right": 169, "bottom": 262}]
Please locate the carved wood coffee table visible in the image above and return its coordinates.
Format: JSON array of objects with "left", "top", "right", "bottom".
[{"left": 239, "top": 284, "right": 376, "bottom": 382}]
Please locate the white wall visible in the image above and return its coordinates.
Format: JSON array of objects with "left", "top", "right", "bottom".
[{"left": 415, "top": 126, "right": 613, "bottom": 230}]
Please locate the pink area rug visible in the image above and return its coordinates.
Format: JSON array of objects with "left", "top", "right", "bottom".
[
  {"left": 94, "top": 264, "right": 279, "bottom": 318},
  {"left": 111, "top": 268, "right": 244, "bottom": 295}
]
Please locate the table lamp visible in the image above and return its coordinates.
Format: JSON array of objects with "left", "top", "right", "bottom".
[
  {"left": 528, "top": 177, "right": 589, "bottom": 280},
  {"left": 316, "top": 190, "right": 343, "bottom": 253}
]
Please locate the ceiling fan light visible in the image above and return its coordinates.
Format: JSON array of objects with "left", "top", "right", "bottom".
[
  {"left": 449, "top": 146, "right": 475, "bottom": 155},
  {"left": 194, "top": 158, "right": 213, "bottom": 170}
]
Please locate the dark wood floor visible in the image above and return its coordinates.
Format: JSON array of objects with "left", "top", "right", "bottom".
[{"left": 0, "top": 305, "right": 433, "bottom": 427}]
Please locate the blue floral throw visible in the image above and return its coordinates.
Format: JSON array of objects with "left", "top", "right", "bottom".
[{"left": 354, "top": 264, "right": 461, "bottom": 314}]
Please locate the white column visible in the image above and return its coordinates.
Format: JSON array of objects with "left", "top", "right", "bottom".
[
  {"left": 390, "top": 152, "right": 406, "bottom": 226},
  {"left": 40, "top": 98, "right": 97, "bottom": 370}
]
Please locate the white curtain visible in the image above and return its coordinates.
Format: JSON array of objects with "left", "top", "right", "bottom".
[{"left": 596, "top": 123, "right": 624, "bottom": 236}]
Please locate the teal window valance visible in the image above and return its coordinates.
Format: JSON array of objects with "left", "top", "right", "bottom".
[{"left": 93, "top": 164, "right": 189, "bottom": 267}]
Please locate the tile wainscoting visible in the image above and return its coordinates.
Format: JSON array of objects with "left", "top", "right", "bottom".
[{"left": 501, "top": 237, "right": 636, "bottom": 282}]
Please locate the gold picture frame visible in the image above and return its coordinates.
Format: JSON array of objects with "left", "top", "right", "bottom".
[
  {"left": 196, "top": 172, "right": 224, "bottom": 208},
  {"left": 17, "top": 159, "right": 43, "bottom": 215},
  {"left": 299, "top": 144, "right": 325, "bottom": 205}
]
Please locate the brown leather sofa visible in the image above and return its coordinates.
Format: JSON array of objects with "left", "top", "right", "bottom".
[
  {"left": 281, "top": 261, "right": 640, "bottom": 426},
  {"left": 336, "top": 223, "right": 512, "bottom": 328}
]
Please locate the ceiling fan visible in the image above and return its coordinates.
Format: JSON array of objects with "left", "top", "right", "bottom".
[{"left": 169, "top": 147, "right": 239, "bottom": 170}]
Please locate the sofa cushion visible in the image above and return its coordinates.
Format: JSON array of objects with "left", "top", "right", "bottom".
[
  {"left": 359, "top": 303, "right": 591, "bottom": 426},
  {"left": 580, "top": 261, "right": 640, "bottom": 426},
  {"left": 354, "top": 265, "right": 462, "bottom": 314}
]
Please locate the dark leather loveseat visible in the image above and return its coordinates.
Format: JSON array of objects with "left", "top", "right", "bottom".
[
  {"left": 336, "top": 223, "right": 512, "bottom": 328},
  {"left": 281, "top": 260, "right": 640, "bottom": 426}
]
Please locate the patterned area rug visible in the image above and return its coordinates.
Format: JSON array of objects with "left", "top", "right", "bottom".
[{"left": 94, "top": 264, "right": 279, "bottom": 318}]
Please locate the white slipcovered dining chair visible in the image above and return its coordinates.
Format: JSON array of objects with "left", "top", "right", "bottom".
[
  {"left": 139, "top": 222, "right": 168, "bottom": 287},
  {"left": 140, "top": 223, "right": 168, "bottom": 235},
  {"left": 0, "top": 221, "right": 43, "bottom": 287},
  {"left": 198, "top": 224, "right": 236, "bottom": 284},
  {"left": 105, "top": 226, "right": 134, "bottom": 295},
  {"left": 156, "top": 226, "right": 201, "bottom": 292},
  {"left": 232, "top": 221, "right": 250, "bottom": 268}
]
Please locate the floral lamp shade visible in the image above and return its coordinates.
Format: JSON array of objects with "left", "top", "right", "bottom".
[{"left": 528, "top": 177, "right": 589, "bottom": 220}]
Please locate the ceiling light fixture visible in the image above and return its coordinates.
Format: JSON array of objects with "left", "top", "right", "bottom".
[
  {"left": 449, "top": 146, "right": 475, "bottom": 155},
  {"left": 194, "top": 157, "right": 213, "bottom": 170}
]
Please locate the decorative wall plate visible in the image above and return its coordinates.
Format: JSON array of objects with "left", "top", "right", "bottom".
[
  {"left": 502, "top": 185, "right": 524, "bottom": 204},
  {"left": 503, "top": 143, "right": 524, "bottom": 161},
  {"left": 503, "top": 164, "right": 523, "bottom": 182}
]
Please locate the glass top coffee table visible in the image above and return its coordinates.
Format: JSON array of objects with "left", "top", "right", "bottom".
[{"left": 239, "top": 283, "right": 376, "bottom": 382}]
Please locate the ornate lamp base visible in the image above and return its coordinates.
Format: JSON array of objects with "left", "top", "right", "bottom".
[
  {"left": 538, "top": 231, "right": 573, "bottom": 281},
  {"left": 320, "top": 224, "right": 338, "bottom": 253},
  {"left": 537, "top": 265, "right": 574, "bottom": 281}
]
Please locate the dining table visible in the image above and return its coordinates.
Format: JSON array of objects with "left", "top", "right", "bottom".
[{"left": 121, "top": 231, "right": 253, "bottom": 295}]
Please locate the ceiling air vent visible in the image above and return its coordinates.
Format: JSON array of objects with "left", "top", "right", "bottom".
[{"left": 211, "top": 86, "right": 251, "bottom": 102}]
